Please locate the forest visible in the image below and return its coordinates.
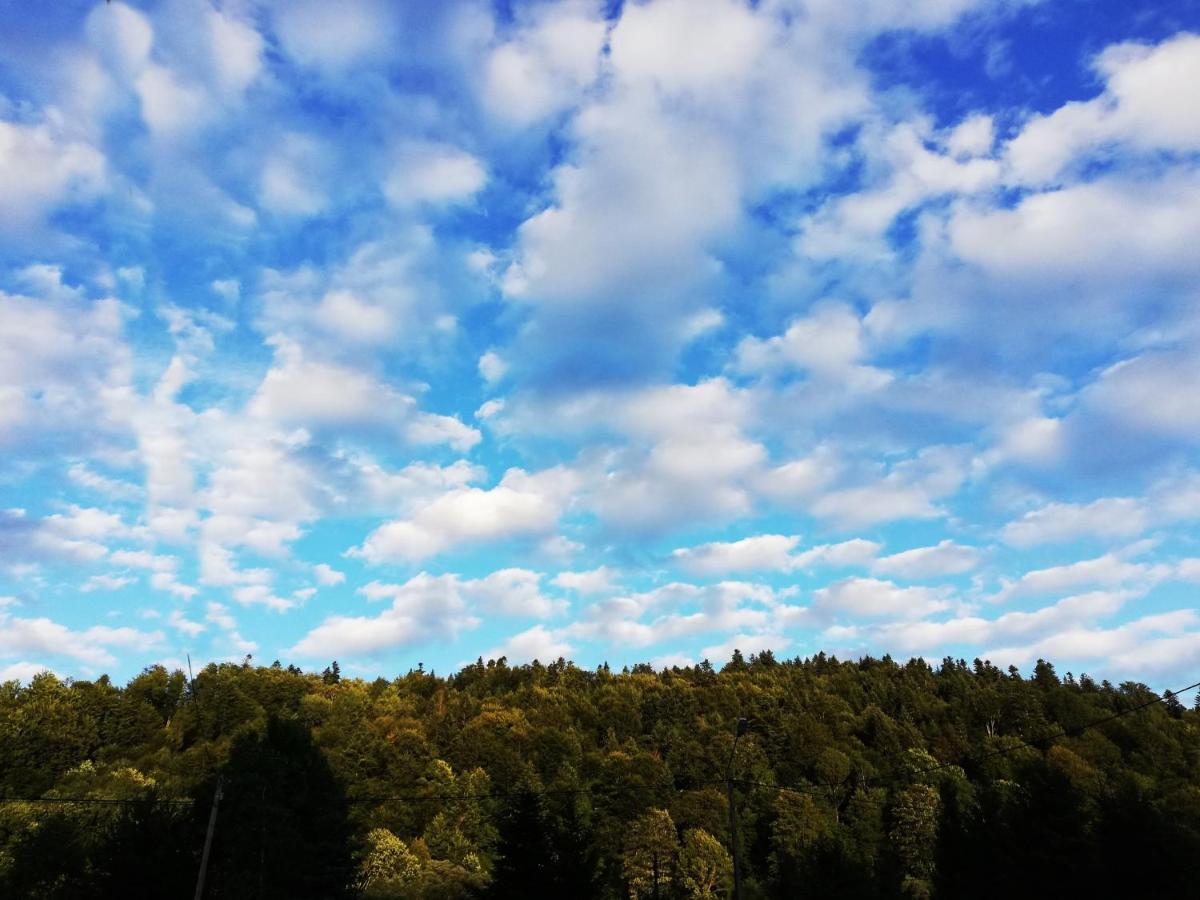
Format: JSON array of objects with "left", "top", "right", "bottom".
[{"left": 1, "top": 651, "right": 1197, "bottom": 899}]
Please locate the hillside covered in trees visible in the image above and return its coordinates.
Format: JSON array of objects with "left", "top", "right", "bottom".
[{"left": 1, "top": 653, "right": 1197, "bottom": 898}]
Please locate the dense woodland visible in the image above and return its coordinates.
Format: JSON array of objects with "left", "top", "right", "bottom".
[{"left": 1, "top": 652, "right": 1198, "bottom": 898}]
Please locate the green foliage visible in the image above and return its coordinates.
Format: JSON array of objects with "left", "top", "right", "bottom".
[
  {"left": 357, "top": 828, "right": 421, "bottom": 898},
  {"left": 622, "top": 808, "right": 679, "bottom": 899},
  {"left": 678, "top": 828, "right": 732, "bottom": 899},
  {"left": 0, "top": 654, "right": 1197, "bottom": 898}
]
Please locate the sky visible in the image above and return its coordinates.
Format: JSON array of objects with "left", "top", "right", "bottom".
[{"left": 2, "top": 0, "right": 1200, "bottom": 687}]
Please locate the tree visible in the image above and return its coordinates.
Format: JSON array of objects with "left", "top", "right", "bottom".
[
  {"left": 196, "top": 716, "right": 354, "bottom": 899},
  {"left": 890, "top": 784, "right": 940, "bottom": 899},
  {"left": 623, "top": 808, "right": 679, "bottom": 899},
  {"left": 678, "top": 828, "right": 732, "bottom": 899},
  {"left": 357, "top": 828, "right": 422, "bottom": 898}
]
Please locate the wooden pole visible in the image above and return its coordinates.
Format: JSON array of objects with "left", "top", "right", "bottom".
[{"left": 193, "top": 775, "right": 224, "bottom": 900}]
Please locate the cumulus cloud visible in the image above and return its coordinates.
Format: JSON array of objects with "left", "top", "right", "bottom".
[
  {"left": 673, "top": 534, "right": 801, "bottom": 576},
  {"left": 272, "top": 0, "right": 395, "bottom": 71},
  {"left": 1005, "top": 33, "right": 1200, "bottom": 185},
  {"left": 566, "top": 581, "right": 779, "bottom": 648},
  {"left": 1002, "top": 548, "right": 1170, "bottom": 599},
  {"left": 0, "top": 661, "right": 57, "bottom": 683},
  {"left": 1002, "top": 498, "right": 1149, "bottom": 546},
  {"left": 871, "top": 540, "right": 982, "bottom": 579},
  {"left": 290, "top": 572, "right": 496, "bottom": 657},
  {"left": 385, "top": 142, "right": 486, "bottom": 207},
  {"left": 481, "top": 0, "right": 608, "bottom": 124},
  {"left": 247, "top": 339, "right": 479, "bottom": 450},
  {"left": 0, "top": 273, "right": 130, "bottom": 447},
  {"left": 814, "top": 577, "right": 954, "bottom": 620},
  {"left": 313, "top": 564, "right": 345, "bottom": 586},
  {"left": 0, "top": 610, "right": 161, "bottom": 668},
  {"left": 5, "top": 3, "right": 1200, "bottom": 684},
  {"left": 671, "top": 533, "right": 891, "bottom": 576},
  {"left": 351, "top": 467, "right": 576, "bottom": 563},
  {"left": 552, "top": 566, "right": 618, "bottom": 594},
  {"left": 733, "top": 302, "right": 892, "bottom": 391},
  {"left": 0, "top": 120, "right": 106, "bottom": 234}
]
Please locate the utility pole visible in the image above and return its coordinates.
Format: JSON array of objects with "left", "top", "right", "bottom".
[
  {"left": 194, "top": 775, "right": 224, "bottom": 900},
  {"left": 726, "top": 717, "right": 748, "bottom": 900}
]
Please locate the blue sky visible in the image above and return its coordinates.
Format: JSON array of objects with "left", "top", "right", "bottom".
[{"left": 2, "top": 0, "right": 1200, "bottom": 686}]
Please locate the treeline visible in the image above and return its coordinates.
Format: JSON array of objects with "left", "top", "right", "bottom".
[{"left": 1, "top": 652, "right": 1198, "bottom": 898}]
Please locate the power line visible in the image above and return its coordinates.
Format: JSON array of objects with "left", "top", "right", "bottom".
[{"left": 0, "top": 796, "right": 194, "bottom": 805}]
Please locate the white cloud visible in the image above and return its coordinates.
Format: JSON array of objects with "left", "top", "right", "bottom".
[
  {"left": 136, "top": 64, "right": 209, "bottom": 137},
  {"left": 1006, "top": 33, "right": 1200, "bottom": 185},
  {"left": 567, "top": 581, "right": 777, "bottom": 648},
  {"left": 85, "top": 1, "right": 152, "bottom": 79},
  {"left": 808, "top": 446, "right": 970, "bottom": 529},
  {"left": 1002, "top": 498, "right": 1149, "bottom": 547},
  {"left": 733, "top": 302, "right": 892, "bottom": 392},
  {"left": 798, "top": 120, "right": 1000, "bottom": 261},
  {"left": 0, "top": 661, "right": 56, "bottom": 682},
  {"left": 362, "top": 569, "right": 562, "bottom": 619},
  {"left": 385, "top": 143, "right": 486, "bottom": 207},
  {"left": 552, "top": 566, "right": 618, "bottom": 594},
  {"left": 232, "top": 584, "right": 295, "bottom": 612},
  {"left": 150, "top": 571, "right": 198, "bottom": 600},
  {"left": 0, "top": 120, "right": 107, "bottom": 233},
  {"left": 478, "top": 351, "right": 508, "bottom": 385},
  {"left": 871, "top": 540, "right": 981, "bottom": 579},
  {"left": 248, "top": 340, "right": 479, "bottom": 450},
  {"left": 0, "top": 275, "right": 130, "bottom": 444},
  {"left": 1077, "top": 351, "right": 1200, "bottom": 442},
  {"left": 211, "top": 278, "right": 240, "bottom": 304},
  {"left": 206, "top": 7, "right": 263, "bottom": 94},
  {"left": 351, "top": 467, "right": 575, "bottom": 563},
  {"left": 867, "top": 589, "right": 1136, "bottom": 656},
  {"left": 815, "top": 577, "right": 953, "bottom": 620},
  {"left": 810, "top": 482, "right": 940, "bottom": 528},
  {"left": 67, "top": 464, "right": 141, "bottom": 501},
  {"left": 994, "top": 416, "right": 1065, "bottom": 466},
  {"left": 673, "top": 534, "right": 801, "bottom": 575},
  {"left": 482, "top": 0, "right": 608, "bottom": 124},
  {"left": 481, "top": 625, "right": 574, "bottom": 665},
  {"left": 273, "top": 0, "right": 394, "bottom": 71},
  {"left": 167, "top": 609, "right": 205, "bottom": 637},
  {"left": 949, "top": 171, "right": 1200, "bottom": 286},
  {"left": 81, "top": 573, "right": 137, "bottom": 592},
  {"left": 458, "top": 568, "right": 564, "bottom": 618},
  {"left": 312, "top": 290, "right": 393, "bottom": 344},
  {"left": 756, "top": 449, "right": 841, "bottom": 502},
  {"left": 313, "top": 563, "right": 345, "bottom": 586},
  {"left": 0, "top": 611, "right": 161, "bottom": 667},
  {"left": 259, "top": 135, "right": 328, "bottom": 216},
  {"left": 291, "top": 572, "right": 482, "bottom": 657},
  {"left": 0, "top": 508, "right": 111, "bottom": 564},
  {"left": 109, "top": 549, "right": 177, "bottom": 573},
  {"left": 700, "top": 632, "right": 789, "bottom": 666},
  {"left": 986, "top": 611, "right": 1200, "bottom": 675},
  {"left": 205, "top": 601, "right": 238, "bottom": 632},
  {"left": 791, "top": 539, "right": 882, "bottom": 570},
  {"left": 610, "top": 0, "right": 769, "bottom": 93},
  {"left": 1003, "top": 549, "right": 1169, "bottom": 598},
  {"left": 944, "top": 114, "right": 995, "bottom": 158}
]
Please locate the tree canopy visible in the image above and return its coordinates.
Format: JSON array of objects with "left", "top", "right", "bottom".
[{"left": 1, "top": 653, "right": 1197, "bottom": 898}]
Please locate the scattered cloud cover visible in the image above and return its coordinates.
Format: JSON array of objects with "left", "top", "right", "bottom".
[{"left": 2, "top": 0, "right": 1199, "bottom": 686}]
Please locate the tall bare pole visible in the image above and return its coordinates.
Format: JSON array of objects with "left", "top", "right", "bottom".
[
  {"left": 726, "top": 717, "right": 748, "bottom": 900},
  {"left": 194, "top": 775, "right": 224, "bottom": 900}
]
